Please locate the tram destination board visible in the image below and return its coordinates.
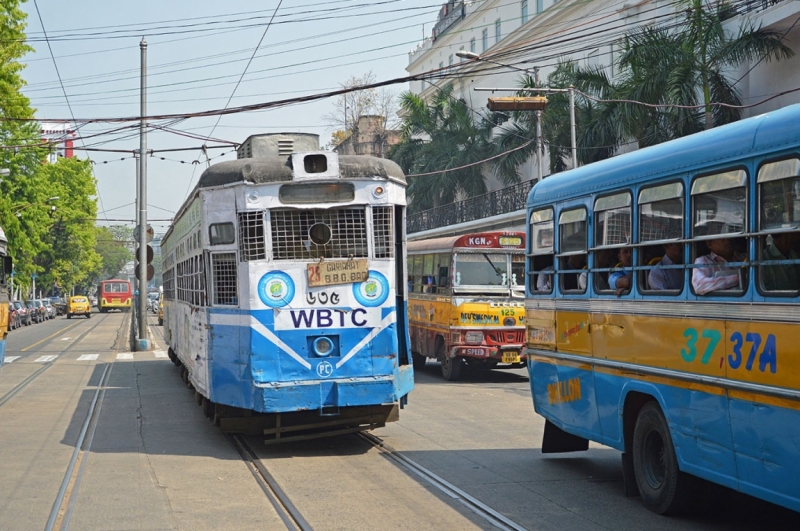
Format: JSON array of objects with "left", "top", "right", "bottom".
[{"left": 307, "top": 258, "right": 369, "bottom": 287}]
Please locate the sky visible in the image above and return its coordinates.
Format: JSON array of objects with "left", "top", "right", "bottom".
[{"left": 20, "top": 0, "right": 440, "bottom": 236}]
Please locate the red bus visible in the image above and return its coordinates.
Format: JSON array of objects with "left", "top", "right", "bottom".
[{"left": 98, "top": 279, "right": 132, "bottom": 312}]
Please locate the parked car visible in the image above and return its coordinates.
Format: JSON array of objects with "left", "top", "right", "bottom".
[
  {"left": 25, "top": 300, "right": 41, "bottom": 323},
  {"left": 15, "top": 301, "right": 30, "bottom": 326},
  {"left": 42, "top": 299, "right": 56, "bottom": 320},
  {"left": 8, "top": 303, "right": 20, "bottom": 330},
  {"left": 67, "top": 296, "right": 91, "bottom": 319},
  {"left": 51, "top": 297, "right": 67, "bottom": 316}
]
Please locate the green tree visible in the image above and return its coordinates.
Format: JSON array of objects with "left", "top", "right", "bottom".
[
  {"left": 389, "top": 85, "right": 495, "bottom": 213},
  {"left": 93, "top": 225, "right": 133, "bottom": 284},
  {"left": 33, "top": 158, "right": 101, "bottom": 294}
]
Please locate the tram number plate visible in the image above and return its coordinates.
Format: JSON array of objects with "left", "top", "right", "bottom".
[
  {"left": 307, "top": 259, "right": 369, "bottom": 287},
  {"left": 502, "top": 352, "right": 521, "bottom": 364}
]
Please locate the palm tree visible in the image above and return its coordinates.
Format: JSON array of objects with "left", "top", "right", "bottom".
[{"left": 389, "top": 85, "right": 495, "bottom": 213}]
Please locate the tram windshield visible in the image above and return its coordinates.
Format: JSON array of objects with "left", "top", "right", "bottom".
[{"left": 453, "top": 252, "right": 525, "bottom": 294}]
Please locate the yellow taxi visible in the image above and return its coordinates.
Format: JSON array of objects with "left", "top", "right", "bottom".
[
  {"left": 157, "top": 293, "right": 164, "bottom": 326},
  {"left": 67, "top": 296, "right": 91, "bottom": 319}
]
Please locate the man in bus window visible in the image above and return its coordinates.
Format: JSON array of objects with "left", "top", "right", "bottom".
[
  {"left": 762, "top": 232, "right": 800, "bottom": 291},
  {"left": 649, "top": 243, "right": 683, "bottom": 290},
  {"left": 692, "top": 238, "right": 746, "bottom": 294},
  {"left": 594, "top": 248, "right": 618, "bottom": 291},
  {"left": 562, "top": 254, "right": 587, "bottom": 291},
  {"left": 608, "top": 247, "right": 632, "bottom": 296},
  {"left": 536, "top": 266, "right": 553, "bottom": 291}
]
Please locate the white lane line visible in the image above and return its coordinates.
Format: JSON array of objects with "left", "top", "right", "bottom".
[
  {"left": 4, "top": 356, "right": 20, "bottom": 363},
  {"left": 154, "top": 350, "right": 168, "bottom": 358},
  {"left": 60, "top": 337, "right": 71, "bottom": 341},
  {"left": 35, "top": 355, "right": 58, "bottom": 363},
  {"left": 76, "top": 354, "right": 99, "bottom": 361},
  {"left": 116, "top": 353, "right": 134, "bottom": 361}
]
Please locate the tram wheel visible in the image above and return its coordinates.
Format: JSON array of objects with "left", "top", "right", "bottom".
[
  {"left": 194, "top": 391, "right": 203, "bottom": 405},
  {"left": 412, "top": 351, "right": 426, "bottom": 371},
  {"left": 632, "top": 401, "right": 691, "bottom": 515}
]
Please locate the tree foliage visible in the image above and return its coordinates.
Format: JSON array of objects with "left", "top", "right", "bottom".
[
  {"left": 389, "top": 85, "right": 495, "bottom": 213},
  {"left": 94, "top": 226, "right": 133, "bottom": 283},
  {"left": 324, "top": 70, "right": 397, "bottom": 150}
]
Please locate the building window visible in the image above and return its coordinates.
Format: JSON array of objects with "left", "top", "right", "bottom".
[
  {"left": 449, "top": 54, "right": 453, "bottom": 69},
  {"left": 482, "top": 28, "right": 488, "bottom": 52},
  {"left": 522, "top": 0, "right": 529, "bottom": 24},
  {"left": 439, "top": 61, "right": 444, "bottom": 70},
  {"left": 470, "top": 38, "right": 476, "bottom": 53},
  {"left": 536, "top": 0, "right": 543, "bottom": 13},
  {"left": 495, "top": 19, "right": 501, "bottom": 44}
]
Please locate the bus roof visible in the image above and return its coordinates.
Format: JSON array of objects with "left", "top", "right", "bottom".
[
  {"left": 196, "top": 155, "right": 407, "bottom": 189},
  {"left": 527, "top": 103, "right": 800, "bottom": 207},
  {"left": 407, "top": 231, "right": 525, "bottom": 253}
]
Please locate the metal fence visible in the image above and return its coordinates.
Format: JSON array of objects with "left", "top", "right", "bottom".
[{"left": 407, "top": 180, "right": 535, "bottom": 234}]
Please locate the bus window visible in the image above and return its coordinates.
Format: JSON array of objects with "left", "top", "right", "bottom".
[
  {"left": 558, "top": 208, "right": 587, "bottom": 293},
  {"left": 423, "top": 254, "right": 436, "bottom": 293},
  {"left": 690, "top": 170, "right": 748, "bottom": 295},
  {"left": 593, "top": 193, "right": 631, "bottom": 294},
  {"left": 530, "top": 208, "right": 554, "bottom": 293},
  {"left": 638, "top": 182, "right": 684, "bottom": 292},
  {"left": 511, "top": 254, "right": 525, "bottom": 292},
  {"left": 412, "top": 255, "right": 424, "bottom": 293},
  {"left": 757, "top": 158, "right": 800, "bottom": 295},
  {"left": 437, "top": 253, "right": 451, "bottom": 291}
]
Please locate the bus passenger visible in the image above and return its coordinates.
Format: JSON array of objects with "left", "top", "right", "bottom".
[
  {"left": 608, "top": 247, "right": 632, "bottom": 296},
  {"left": 692, "top": 238, "right": 746, "bottom": 294},
  {"left": 649, "top": 243, "right": 683, "bottom": 290},
  {"left": 562, "top": 254, "right": 587, "bottom": 291},
  {"left": 762, "top": 233, "right": 800, "bottom": 291},
  {"left": 594, "top": 247, "right": 618, "bottom": 291},
  {"left": 536, "top": 266, "right": 553, "bottom": 291}
]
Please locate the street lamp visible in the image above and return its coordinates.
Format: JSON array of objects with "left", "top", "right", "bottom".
[{"left": 456, "top": 51, "right": 578, "bottom": 177}]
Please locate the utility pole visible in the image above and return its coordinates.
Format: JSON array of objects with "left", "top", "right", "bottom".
[
  {"left": 137, "top": 37, "right": 150, "bottom": 350},
  {"left": 534, "top": 67, "right": 543, "bottom": 182}
]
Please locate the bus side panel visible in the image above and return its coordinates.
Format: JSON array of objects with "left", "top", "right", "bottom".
[
  {"left": 530, "top": 357, "right": 600, "bottom": 441},
  {"left": 728, "top": 393, "right": 800, "bottom": 513}
]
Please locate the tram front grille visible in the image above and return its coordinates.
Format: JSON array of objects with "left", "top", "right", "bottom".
[{"left": 271, "top": 207, "right": 368, "bottom": 260}]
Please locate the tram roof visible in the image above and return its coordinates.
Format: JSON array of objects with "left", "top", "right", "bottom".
[
  {"left": 196, "top": 154, "right": 406, "bottom": 189},
  {"left": 527, "top": 103, "right": 800, "bottom": 207}
]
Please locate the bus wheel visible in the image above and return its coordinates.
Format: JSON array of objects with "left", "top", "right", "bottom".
[
  {"left": 440, "top": 354, "right": 462, "bottom": 381},
  {"left": 412, "top": 351, "right": 426, "bottom": 371},
  {"left": 632, "top": 402, "right": 690, "bottom": 515}
]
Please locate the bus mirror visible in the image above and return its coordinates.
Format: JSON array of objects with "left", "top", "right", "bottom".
[{"left": 3, "top": 256, "right": 11, "bottom": 275}]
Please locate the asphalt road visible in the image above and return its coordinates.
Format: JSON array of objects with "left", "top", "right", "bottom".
[{"left": 0, "top": 311, "right": 797, "bottom": 530}]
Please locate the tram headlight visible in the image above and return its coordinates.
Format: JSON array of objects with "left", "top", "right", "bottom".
[
  {"left": 312, "top": 337, "right": 335, "bottom": 357},
  {"left": 372, "top": 185, "right": 385, "bottom": 198},
  {"left": 464, "top": 331, "right": 484, "bottom": 345}
]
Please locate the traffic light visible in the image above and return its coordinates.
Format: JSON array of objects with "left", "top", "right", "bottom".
[{"left": 136, "top": 245, "right": 154, "bottom": 281}]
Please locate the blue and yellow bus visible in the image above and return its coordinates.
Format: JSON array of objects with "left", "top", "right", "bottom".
[{"left": 525, "top": 104, "right": 800, "bottom": 515}]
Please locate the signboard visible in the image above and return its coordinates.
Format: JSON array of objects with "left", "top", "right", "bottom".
[
  {"left": 307, "top": 258, "right": 369, "bottom": 287},
  {"left": 133, "top": 224, "right": 154, "bottom": 244}
]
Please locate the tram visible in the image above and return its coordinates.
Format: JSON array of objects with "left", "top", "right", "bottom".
[
  {"left": 525, "top": 104, "right": 800, "bottom": 514},
  {"left": 407, "top": 231, "right": 526, "bottom": 380},
  {"left": 160, "top": 133, "right": 413, "bottom": 442},
  {"left": 0, "top": 227, "right": 10, "bottom": 368},
  {"left": 98, "top": 278, "right": 132, "bottom": 312}
]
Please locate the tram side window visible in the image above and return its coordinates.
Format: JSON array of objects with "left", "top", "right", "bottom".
[
  {"left": 639, "top": 182, "right": 685, "bottom": 293},
  {"left": 757, "top": 158, "right": 800, "bottom": 295},
  {"left": 690, "top": 170, "right": 748, "bottom": 295},
  {"left": 593, "top": 192, "right": 631, "bottom": 295},
  {"left": 530, "top": 208, "right": 554, "bottom": 294},
  {"left": 422, "top": 254, "right": 436, "bottom": 293},
  {"left": 558, "top": 208, "right": 587, "bottom": 294}
]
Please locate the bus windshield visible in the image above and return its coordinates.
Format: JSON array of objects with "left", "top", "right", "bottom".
[{"left": 453, "top": 252, "right": 524, "bottom": 294}]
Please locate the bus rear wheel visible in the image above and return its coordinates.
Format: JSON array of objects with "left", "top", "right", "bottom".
[{"left": 632, "top": 401, "right": 690, "bottom": 515}]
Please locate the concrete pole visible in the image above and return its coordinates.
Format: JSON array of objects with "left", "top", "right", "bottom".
[
  {"left": 569, "top": 85, "right": 577, "bottom": 169},
  {"left": 534, "top": 67, "right": 543, "bottom": 182},
  {"left": 137, "top": 38, "right": 149, "bottom": 349}
]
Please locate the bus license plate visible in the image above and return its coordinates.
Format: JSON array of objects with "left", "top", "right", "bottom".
[
  {"left": 307, "top": 259, "right": 369, "bottom": 287},
  {"left": 502, "top": 352, "right": 520, "bottom": 364}
]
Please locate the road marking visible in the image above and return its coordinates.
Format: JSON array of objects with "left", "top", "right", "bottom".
[
  {"left": 60, "top": 337, "right": 71, "bottom": 341},
  {"left": 22, "top": 321, "right": 83, "bottom": 352},
  {"left": 4, "top": 356, "right": 20, "bottom": 363},
  {"left": 154, "top": 350, "right": 168, "bottom": 358},
  {"left": 116, "top": 353, "right": 133, "bottom": 361},
  {"left": 76, "top": 354, "right": 99, "bottom": 361},
  {"left": 35, "top": 355, "right": 58, "bottom": 363}
]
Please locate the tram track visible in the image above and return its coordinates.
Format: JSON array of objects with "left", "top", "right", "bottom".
[
  {"left": 0, "top": 312, "right": 113, "bottom": 410},
  {"left": 44, "top": 309, "right": 130, "bottom": 531},
  {"left": 358, "top": 432, "right": 529, "bottom": 531},
  {"left": 227, "top": 434, "right": 313, "bottom": 531}
]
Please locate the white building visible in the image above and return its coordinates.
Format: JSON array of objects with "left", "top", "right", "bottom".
[{"left": 406, "top": 0, "right": 800, "bottom": 186}]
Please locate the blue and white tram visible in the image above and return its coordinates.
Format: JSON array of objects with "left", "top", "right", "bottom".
[{"left": 160, "top": 133, "right": 414, "bottom": 440}]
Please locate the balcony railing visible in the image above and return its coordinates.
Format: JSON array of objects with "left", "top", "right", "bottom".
[{"left": 407, "top": 180, "right": 535, "bottom": 233}]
